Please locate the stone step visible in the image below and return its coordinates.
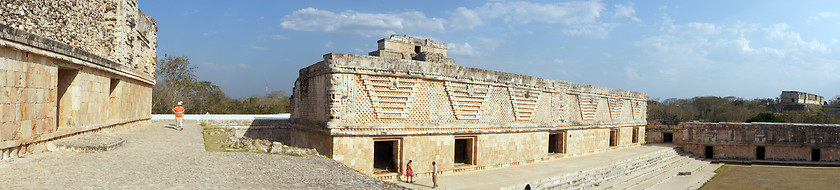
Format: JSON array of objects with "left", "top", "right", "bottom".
[
  {"left": 652, "top": 162, "right": 722, "bottom": 190},
  {"left": 50, "top": 134, "right": 126, "bottom": 153},
  {"left": 595, "top": 153, "right": 685, "bottom": 189},
  {"left": 630, "top": 158, "right": 710, "bottom": 190},
  {"left": 543, "top": 148, "right": 682, "bottom": 189}
]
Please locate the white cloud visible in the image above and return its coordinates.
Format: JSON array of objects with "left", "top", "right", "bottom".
[
  {"left": 249, "top": 44, "right": 271, "bottom": 51},
  {"left": 449, "top": 1, "right": 605, "bottom": 30},
  {"left": 764, "top": 24, "right": 827, "bottom": 52},
  {"left": 807, "top": 12, "right": 840, "bottom": 23},
  {"left": 614, "top": 3, "right": 640, "bottom": 22},
  {"left": 448, "top": 42, "right": 479, "bottom": 56},
  {"left": 625, "top": 67, "right": 641, "bottom": 80},
  {"left": 280, "top": 7, "right": 445, "bottom": 37},
  {"left": 561, "top": 23, "right": 616, "bottom": 38},
  {"left": 323, "top": 41, "right": 333, "bottom": 48},
  {"left": 270, "top": 35, "right": 288, "bottom": 40}
]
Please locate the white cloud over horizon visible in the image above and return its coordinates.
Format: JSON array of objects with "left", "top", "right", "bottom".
[{"left": 280, "top": 1, "right": 638, "bottom": 38}]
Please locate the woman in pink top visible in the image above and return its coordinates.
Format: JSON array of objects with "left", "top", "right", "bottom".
[{"left": 405, "top": 160, "right": 415, "bottom": 183}]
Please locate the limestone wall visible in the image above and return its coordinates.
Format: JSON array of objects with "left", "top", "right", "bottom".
[
  {"left": 291, "top": 53, "right": 647, "bottom": 134},
  {"left": 0, "top": 0, "right": 156, "bottom": 159},
  {"left": 0, "top": 0, "right": 157, "bottom": 77},
  {"left": 648, "top": 122, "right": 840, "bottom": 162}
]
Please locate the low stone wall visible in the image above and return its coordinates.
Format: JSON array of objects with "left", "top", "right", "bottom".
[
  {"left": 647, "top": 122, "right": 840, "bottom": 162},
  {"left": 203, "top": 119, "right": 290, "bottom": 144}
]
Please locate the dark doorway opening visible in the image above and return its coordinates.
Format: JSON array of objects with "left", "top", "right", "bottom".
[
  {"left": 663, "top": 133, "right": 673, "bottom": 143},
  {"left": 756, "top": 146, "right": 765, "bottom": 160},
  {"left": 632, "top": 127, "right": 639, "bottom": 143},
  {"left": 373, "top": 140, "right": 398, "bottom": 173},
  {"left": 454, "top": 138, "right": 473, "bottom": 165},
  {"left": 609, "top": 129, "right": 618, "bottom": 147},
  {"left": 705, "top": 146, "right": 714, "bottom": 159},
  {"left": 57, "top": 68, "right": 78, "bottom": 128},
  {"left": 414, "top": 45, "right": 421, "bottom": 54},
  {"left": 548, "top": 133, "right": 565, "bottom": 154},
  {"left": 812, "top": 148, "right": 821, "bottom": 162}
]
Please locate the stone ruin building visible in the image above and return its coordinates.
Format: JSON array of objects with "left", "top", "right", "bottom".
[
  {"left": 0, "top": 0, "right": 157, "bottom": 159},
  {"left": 290, "top": 35, "right": 648, "bottom": 179},
  {"left": 780, "top": 91, "right": 824, "bottom": 105},
  {"left": 647, "top": 122, "right": 840, "bottom": 162}
]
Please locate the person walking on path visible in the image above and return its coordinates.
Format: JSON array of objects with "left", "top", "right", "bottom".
[
  {"left": 406, "top": 160, "right": 415, "bottom": 183},
  {"left": 432, "top": 161, "right": 438, "bottom": 188},
  {"left": 172, "top": 101, "right": 185, "bottom": 131}
]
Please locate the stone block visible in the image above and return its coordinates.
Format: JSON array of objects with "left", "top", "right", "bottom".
[{"left": 19, "top": 120, "right": 32, "bottom": 139}]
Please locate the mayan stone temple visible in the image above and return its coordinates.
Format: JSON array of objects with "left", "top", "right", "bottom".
[
  {"left": 290, "top": 35, "right": 648, "bottom": 179},
  {"left": 0, "top": 0, "right": 157, "bottom": 158}
]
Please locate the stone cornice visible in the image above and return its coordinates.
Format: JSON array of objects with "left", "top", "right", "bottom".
[{"left": 297, "top": 53, "right": 647, "bottom": 100}]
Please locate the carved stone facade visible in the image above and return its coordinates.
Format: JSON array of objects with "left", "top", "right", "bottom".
[
  {"left": 291, "top": 35, "right": 647, "bottom": 178},
  {"left": 0, "top": 0, "right": 156, "bottom": 160},
  {"left": 647, "top": 122, "right": 840, "bottom": 162}
]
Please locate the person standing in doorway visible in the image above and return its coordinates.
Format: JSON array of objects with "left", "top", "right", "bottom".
[
  {"left": 406, "top": 160, "right": 415, "bottom": 183},
  {"left": 172, "top": 101, "right": 185, "bottom": 131},
  {"left": 432, "top": 161, "right": 438, "bottom": 188}
]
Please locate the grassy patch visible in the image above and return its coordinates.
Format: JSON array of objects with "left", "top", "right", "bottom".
[
  {"left": 202, "top": 128, "right": 232, "bottom": 152},
  {"left": 698, "top": 164, "right": 727, "bottom": 190}
]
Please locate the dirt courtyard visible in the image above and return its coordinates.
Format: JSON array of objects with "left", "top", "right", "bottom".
[{"left": 702, "top": 164, "right": 840, "bottom": 190}]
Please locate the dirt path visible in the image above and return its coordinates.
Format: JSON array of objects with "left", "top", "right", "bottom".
[{"left": 0, "top": 120, "right": 399, "bottom": 189}]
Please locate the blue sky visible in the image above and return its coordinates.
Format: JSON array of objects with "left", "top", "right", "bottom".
[{"left": 140, "top": 0, "right": 840, "bottom": 101}]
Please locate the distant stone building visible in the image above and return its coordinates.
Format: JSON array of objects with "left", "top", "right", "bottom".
[
  {"left": 647, "top": 122, "right": 840, "bottom": 162},
  {"left": 0, "top": 0, "right": 156, "bottom": 159},
  {"left": 290, "top": 35, "right": 648, "bottom": 179},
  {"left": 780, "top": 91, "right": 824, "bottom": 105}
]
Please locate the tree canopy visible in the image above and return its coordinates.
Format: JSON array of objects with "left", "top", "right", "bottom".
[{"left": 152, "top": 55, "right": 289, "bottom": 114}]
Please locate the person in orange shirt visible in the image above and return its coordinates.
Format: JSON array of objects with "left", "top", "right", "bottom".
[{"left": 172, "top": 101, "right": 185, "bottom": 131}]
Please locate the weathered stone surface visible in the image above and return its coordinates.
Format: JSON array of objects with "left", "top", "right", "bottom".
[
  {"left": 52, "top": 133, "right": 126, "bottom": 153},
  {"left": 290, "top": 35, "right": 648, "bottom": 176},
  {"left": 648, "top": 122, "right": 840, "bottom": 161},
  {"left": 0, "top": 0, "right": 156, "bottom": 157}
]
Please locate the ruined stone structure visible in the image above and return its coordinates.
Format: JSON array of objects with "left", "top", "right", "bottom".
[
  {"left": 647, "top": 122, "right": 840, "bottom": 162},
  {"left": 0, "top": 0, "right": 156, "bottom": 159},
  {"left": 290, "top": 35, "right": 648, "bottom": 178},
  {"left": 780, "top": 91, "right": 824, "bottom": 105}
]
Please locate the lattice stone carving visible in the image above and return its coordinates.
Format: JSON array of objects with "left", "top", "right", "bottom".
[
  {"left": 631, "top": 100, "right": 645, "bottom": 120},
  {"left": 446, "top": 81, "right": 489, "bottom": 120},
  {"left": 551, "top": 93, "right": 567, "bottom": 123},
  {"left": 607, "top": 98, "right": 625, "bottom": 120},
  {"left": 578, "top": 95, "right": 599, "bottom": 121},
  {"left": 361, "top": 75, "right": 420, "bottom": 119},
  {"left": 508, "top": 87, "right": 542, "bottom": 121}
]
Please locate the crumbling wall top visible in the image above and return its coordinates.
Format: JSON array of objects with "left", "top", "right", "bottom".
[
  {"left": 369, "top": 35, "right": 454, "bottom": 65},
  {"left": 0, "top": 0, "right": 158, "bottom": 78}
]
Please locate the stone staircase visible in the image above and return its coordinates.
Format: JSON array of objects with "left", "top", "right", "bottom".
[{"left": 527, "top": 147, "right": 713, "bottom": 190}]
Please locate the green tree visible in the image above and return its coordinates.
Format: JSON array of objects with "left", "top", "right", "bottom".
[{"left": 746, "top": 113, "right": 785, "bottom": 123}]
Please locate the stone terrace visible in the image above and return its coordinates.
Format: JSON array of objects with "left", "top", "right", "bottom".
[{"left": 0, "top": 120, "right": 402, "bottom": 189}]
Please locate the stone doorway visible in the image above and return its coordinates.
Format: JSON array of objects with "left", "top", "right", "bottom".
[
  {"left": 756, "top": 146, "right": 765, "bottom": 160},
  {"left": 632, "top": 127, "right": 639, "bottom": 143},
  {"left": 454, "top": 137, "right": 475, "bottom": 166},
  {"left": 56, "top": 68, "right": 78, "bottom": 128},
  {"left": 609, "top": 129, "right": 618, "bottom": 147},
  {"left": 663, "top": 132, "right": 673, "bottom": 143},
  {"left": 812, "top": 148, "right": 821, "bottom": 162},
  {"left": 548, "top": 132, "right": 566, "bottom": 154},
  {"left": 373, "top": 140, "right": 399, "bottom": 173},
  {"left": 108, "top": 78, "right": 120, "bottom": 122},
  {"left": 705, "top": 146, "right": 714, "bottom": 159}
]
